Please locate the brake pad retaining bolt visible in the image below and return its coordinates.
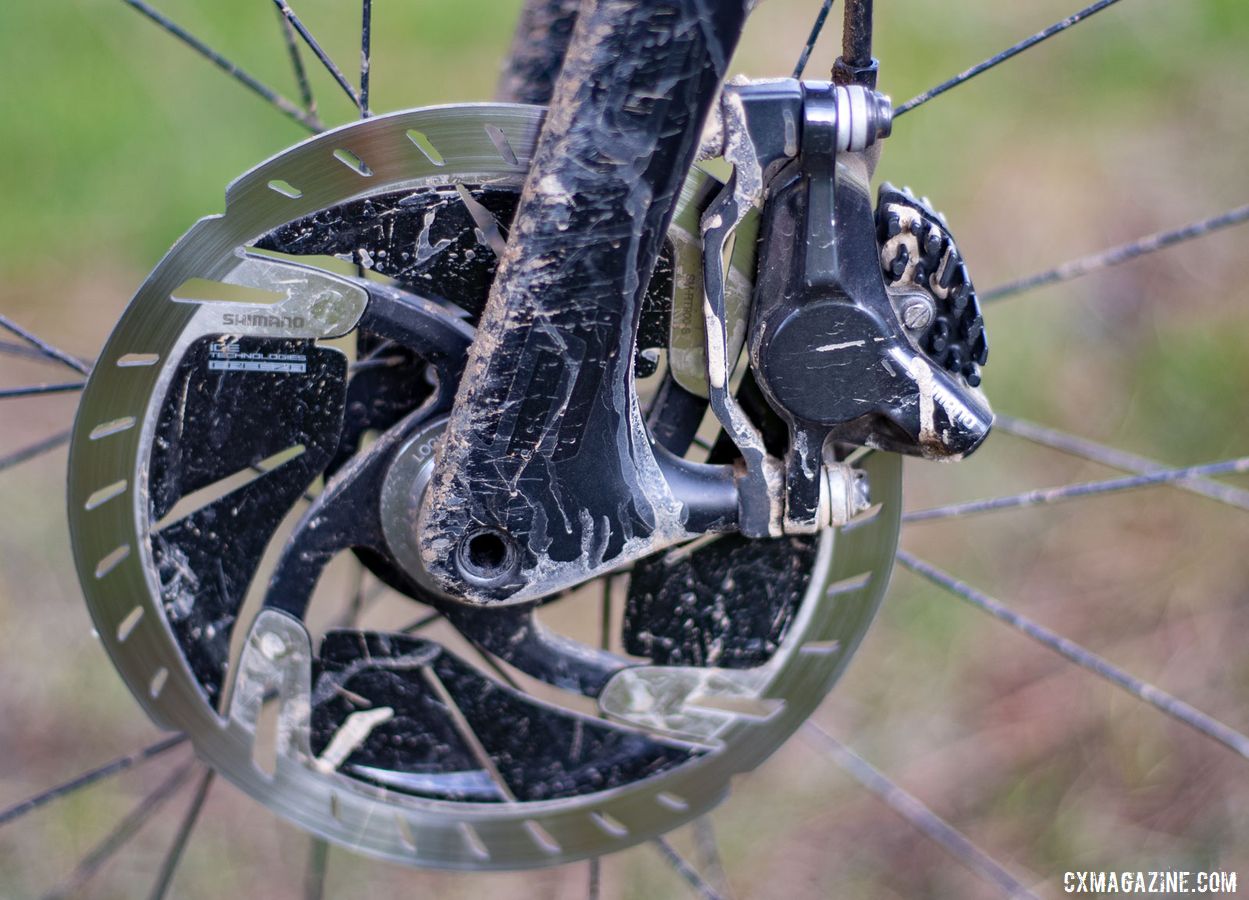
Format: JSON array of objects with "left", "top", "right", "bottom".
[{"left": 819, "top": 463, "right": 872, "bottom": 527}]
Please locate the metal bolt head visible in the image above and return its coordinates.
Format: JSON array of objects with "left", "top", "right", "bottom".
[
  {"left": 901, "top": 297, "right": 933, "bottom": 331},
  {"left": 820, "top": 463, "right": 871, "bottom": 527},
  {"left": 259, "top": 631, "right": 287, "bottom": 661}
]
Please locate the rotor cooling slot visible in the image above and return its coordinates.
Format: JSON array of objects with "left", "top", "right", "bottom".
[
  {"left": 624, "top": 535, "right": 819, "bottom": 668},
  {"left": 256, "top": 185, "right": 515, "bottom": 321},
  {"left": 311, "top": 631, "right": 702, "bottom": 803},
  {"left": 147, "top": 335, "right": 347, "bottom": 703},
  {"left": 254, "top": 184, "right": 675, "bottom": 378},
  {"left": 330, "top": 346, "right": 433, "bottom": 474}
]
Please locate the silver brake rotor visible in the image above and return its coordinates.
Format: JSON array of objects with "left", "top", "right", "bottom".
[{"left": 67, "top": 104, "right": 901, "bottom": 869}]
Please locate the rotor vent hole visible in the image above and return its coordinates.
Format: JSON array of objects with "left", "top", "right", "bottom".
[
  {"left": 84, "top": 479, "right": 128, "bottom": 511},
  {"left": 333, "top": 148, "right": 372, "bottom": 177},
  {"left": 656, "top": 792, "right": 689, "bottom": 812},
  {"left": 823, "top": 571, "right": 873, "bottom": 600},
  {"left": 523, "top": 820, "right": 561, "bottom": 855},
  {"left": 406, "top": 130, "right": 445, "bottom": 166},
  {"left": 395, "top": 815, "right": 417, "bottom": 851},
  {"left": 116, "top": 353, "right": 159, "bottom": 368},
  {"left": 484, "top": 124, "right": 520, "bottom": 167},
  {"left": 171, "top": 278, "right": 284, "bottom": 306},
  {"left": 267, "top": 179, "right": 303, "bottom": 199},
  {"left": 95, "top": 544, "right": 131, "bottom": 579},
  {"left": 148, "top": 667, "right": 168, "bottom": 699},
  {"left": 458, "top": 822, "right": 490, "bottom": 861},
  {"left": 253, "top": 695, "right": 280, "bottom": 777},
  {"left": 329, "top": 792, "right": 343, "bottom": 822},
  {"left": 116, "top": 605, "right": 144, "bottom": 642},
  {"left": 590, "top": 811, "right": 629, "bottom": 838},
  {"left": 456, "top": 529, "right": 517, "bottom": 584},
  {"left": 89, "top": 416, "right": 136, "bottom": 440}
]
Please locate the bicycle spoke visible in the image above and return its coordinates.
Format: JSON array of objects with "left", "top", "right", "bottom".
[
  {"left": 904, "top": 456, "right": 1249, "bottom": 523},
  {"left": 693, "top": 816, "right": 731, "bottom": 899},
  {"left": 0, "top": 734, "right": 188, "bottom": 829},
  {"left": 360, "top": 0, "right": 373, "bottom": 118},
  {"left": 420, "top": 667, "right": 516, "bottom": 801},
  {"left": 305, "top": 837, "right": 328, "bottom": 900},
  {"left": 995, "top": 414, "right": 1249, "bottom": 512},
  {"left": 651, "top": 836, "right": 723, "bottom": 900},
  {"left": 802, "top": 723, "right": 1038, "bottom": 899},
  {"left": 276, "top": 7, "right": 320, "bottom": 125},
  {"left": 121, "top": 0, "right": 321, "bottom": 133},
  {"left": 895, "top": 552, "right": 1249, "bottom": 759},
  {"left": 0, "top": 382, "right": 84, "bottom": 400},
  {"left": 792, "top": 0, "right": 837, "bottom": 80},
  {"left": 895, "top": 0, "right": 1126, "bottom": 117},
  {"left": 399, "top": 610, "right": 441, "bottom": 635},
  {"left": 0, "top": 314, "right": 90, "bottom": 376},
  {"left": 600, "top": 576, "right": 613, "bottom": 651},
  {"left": 271, "top": 0, "right": 363, "bottom": 111},
  {"left": 147, "top": 768, "right": 214, "bottom": 900},
  {"left": 466, "top": 641, "right": 522, "bottom": 690},
  {"left": 0, "top": 340, "right": 45, "bottom": 363},
  {"left": 43, "top": 762, "right": 197, "bottom": 900},
  {"left": 983, "top": 204, "right": 1249, "bottom": 303},
  {"left": 0, "top": 430, "right": 72, "bottom": 474},
  {"left": 589, "top": 857, "right": 602, "bottom": 900}
]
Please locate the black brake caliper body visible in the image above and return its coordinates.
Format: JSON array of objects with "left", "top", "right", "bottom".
[{"left": 742, "top": 81, "right": 993, "bottom": 530}]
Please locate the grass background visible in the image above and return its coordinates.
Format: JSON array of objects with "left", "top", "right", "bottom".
[{"left": 2, "top": 0, "right": 1249, "bottom": 896}]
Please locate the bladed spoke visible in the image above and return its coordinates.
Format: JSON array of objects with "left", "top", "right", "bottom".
[
  {"left": 0, "top": 430, "right": 71, "bottom": 474},
  {"left": 420, "top": 666, "right": 516, "bottom": 801},
  {"left": 360, "top": 0, "right": 373, "bottom": 118},
  {"left": 0, "top": 314, "right": 90, "bottom": 375},
  {"left": 272, "top": 0, "right": 364, "bottom": 110},
  {"left": 895, "top": 0, "right": 1126, "bottom": 117},
  {"left": 983, "top": 204, "right": 1249, "bottom": 303},
  {"left": 802, "top": 723, "right": 1039, "bottom": 899},
  {"left": 693, "top": 817, "right": 731, "bottom": 899},
  {"left": 589, "top": 857, "right": 602, "bottom": 900},
  {"left": 304, "top": 837, "right": 329, "bottom": 900},
  {"left": 994, "top": 414, "right": 1249, "bottom": 512},
  {"left": 121, "top": 0, "right": 321, "bottom": 132},
  {"left": 792, "top": 0, "right": 837, "bottom": 80},
  {"left": 651, "top": 836, "right": 723, "bottom": 900},
  {"left": 399, "top": 611, "right": 441, "bottom": 635},
  {"left": 147, "top": 768, "right": 214, "bottom": 900},
  {"left": 43, "top": 762, "right": 197, "bottom": 900},
  {"left": 0, "top": 382, "right": 84, "bottom": 400},
  {"left": 0, "top": 340, "right": 50, "bottom": 364},
  {"left": 904, "top": 456, "right": 1249, "bottom": 523},
  {"left": 600, "top": 576, "right": 613, "bottom": 652},
  {"left": 276, "top": 7, "right": 320, "bottom": 124},
  {"left": 0, "top": 734, "right": 188, "bottom": 829},
  {"left": 896, "top": 552, "right": 1249, "bottom": 759}
]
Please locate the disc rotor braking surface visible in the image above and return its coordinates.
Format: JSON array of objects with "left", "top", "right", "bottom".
[{"left": 67, "top": 104, "right": 901, "bottom": 869}]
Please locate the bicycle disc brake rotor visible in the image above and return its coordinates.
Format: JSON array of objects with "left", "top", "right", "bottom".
[{"left": 67, "top": 105, "right": 901, "bottom": 869}]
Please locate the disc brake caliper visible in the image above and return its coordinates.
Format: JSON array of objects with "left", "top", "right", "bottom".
[{"left": 702, "top": 78, "right": 993, "bottom": 535}]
